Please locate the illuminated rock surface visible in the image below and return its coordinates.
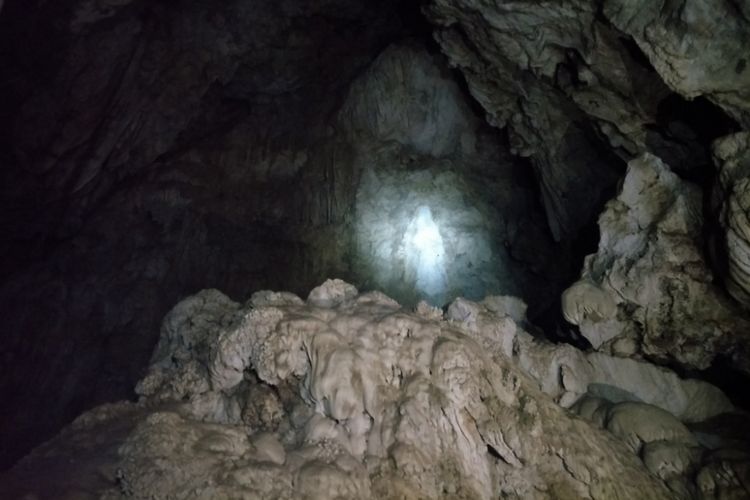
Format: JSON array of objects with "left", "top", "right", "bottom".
[
  {"left": 2, "top": 280, "right": 748, "bottom": 499},
  {"left": 603, "top": 1, "right": 750, "bottom": 128},
  {"left": 343, "top": 42, "right": 558, "bottom": 306},
  {"left": 563, "top": 154, "right": 750, "bottom": 373}
]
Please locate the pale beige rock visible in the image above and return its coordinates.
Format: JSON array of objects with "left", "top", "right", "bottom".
[
  {"left": 252, "top": 433, "right": 286, "bottom": 465},
  {"left": 423, "top": 0, "right": 678, "bottom": 241},
  {"left": 338, "top": 42, "right": 478, "bottom": 158},
  {"left": 481, "top": 295, "right": 528, "bottom": 325},
  {"left": 447, "top": 294, "right": 733, "bottom": 423},
  {"left": 441, "top": 291, "right": 742, "bottom": 499},
  {"left": 642, "top": 440, "right": 701, "bottom": 481},
  {"left": 578, "top": 404, "right": 712, "bottom": 500},
  {"left": 414, "top": 300, "right": 443, "bottom": 320},
  {"left": 603, "top": 0, "right": 750, "bottom": 127},
  {"left": 1, "top": 32, "right": 578, "bottom": 469},
  {"left": 306, "top": 279, "right": 359, "bottom": 308},
  {"left": 424, "top": 0, "right": 750, "bottom": 200},
  {"left": 5, "top": 282, "right": 749, "bottom": 499},
  {"left": 135, "top": 289, "right": 241, "bottom": 401},
  {"left": 712, "top": 132, "right": 750, "bottom": 312},
  {"left": 344, "top": 41, "right": 568, "bottom": 311},
  {"left": 605, "top": 402, "right": 698, "bottom": 454},
  {"left": 561, "top": 280, "right": 620, "bottom": 349},
  {"left": 2, "top": 14, "right": 477, "bottom": 469},
  {"left": 570, "top": 395, "right": 611, "bottom": 429},
  {"left": 249, "top": 290, "right": 305, "bottom": 308},
  {"left": 5, "top": 283, "right": 679, "bottom": 500},
  {"left": 566, "top": 153, "right": 750, "bottom": 373}
]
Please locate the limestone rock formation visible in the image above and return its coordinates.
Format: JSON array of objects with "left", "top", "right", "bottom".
[
  {"left": 423, "top": 0, "right": 746, "bottom": 242},
  {"left": 340, "top": 42, "right": 560, "bottom": 307},
  {"left": 447, "top": 296, "right": 733, "bottom": 424},
  {"left": 570, "top": 397, "right": 749, "bottom": 499},
  {"left": 0, "top": 15, "right": 565, "bottom": 465},
  {"left": 4, "top": 280, "right": 748, "bottom": 499},
  {"left": 563, "top": 153, "right": 750, "bottom": 372},
  {"left": 422, "top": 0, "right": 658, "bottom": 241},
  {"left": 339, "top": 42, "right": 478, "bottom": 158},
  {"left": 0, "top": 0, "right": 418, "bottom": 467},
  {"left": 603, "top": 0, "right": 750, "bottom": 128},
  {"left": 561, "top": 280, "right": 617, "bottom": 327},
  {"left": 711, "top": 132, "right": 750, "bottom": 309}
]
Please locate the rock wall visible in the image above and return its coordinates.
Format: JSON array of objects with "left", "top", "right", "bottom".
[
  {"left": 423, "top": 0, "right": 744, "bottom": 241},
  {"left": 423, "top": 0, "right": 750, "bottom": 374},
  {"left": 711, "top": 132, "right": 750, "bottom": 309},
  {"left": 3, "top": 0, "right": 750, "bottom": 478},
  {"left": 603, "top": 0, "right": 750, "bottom": 128},
  {"left": 0, "top": 4, "right": 560, "bottom": 469},
  {"left": 563, "top": 154, "right": 750, "bottom": 373},
  {"left": 0, "top": 0, "right": 417, "bottom": 469}
]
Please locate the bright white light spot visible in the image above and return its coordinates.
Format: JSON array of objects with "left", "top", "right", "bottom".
[
  {"left": 405, "top": 206, "right": 447, "bottom": 301},
  {"left": 413, "top": 220, "right": 441, "bottom": 252}
]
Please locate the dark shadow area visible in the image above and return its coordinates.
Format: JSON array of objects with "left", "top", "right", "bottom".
[
  {"left": 701, "top": 355, "right": 750, "bottom": 410},
  {"left": 647, "top": 93, "right": 741, "bottom": 184},
  {"left": 656, "top": 94, "right": 740, "bottom": 146},
  {"left": 528, "top": 122, "right": 626, "bottom": 345}
]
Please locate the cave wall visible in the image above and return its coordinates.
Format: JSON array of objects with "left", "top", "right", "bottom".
[
  {"left": 0, "top": 0, "right": 417, "bottom": 469},
  {"left": 2, "top": 0, "right": 750, "bottom": 474},
  {"left": 423, "top": 0, "right": 745, "bottom": 238},
  {"left": 422, "top": 0, "right": 750, "bottom": 367},
  {"left": 340, "top": 43, "right": 559, "bottom": 306},
  {"left": 0, "top": 0, "right": 559, "bottom": 470}
]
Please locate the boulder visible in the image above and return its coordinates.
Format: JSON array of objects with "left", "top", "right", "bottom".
[{"left": 563, "top": 153, "right": 750, "bottom": 372}]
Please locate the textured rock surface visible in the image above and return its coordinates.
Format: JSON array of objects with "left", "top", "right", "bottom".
[
  {"left": 0, "top": 0, "right": 579, "bottom": 466},
  {"left": 422, "top": 1, "right": 655, "bottom": 241},
  {"left": 3, "top": 0, "right": 750, "bottom": 478},
  {"left": 0, "top": 281, "right": 684, "bottom": 499},
  {"left": 604, "top": 0, "right": 750, "bottom": 128},
  {"left": 447, "top": 296, "right": 733, "bottom": 424},
  {"left": 563, "top": 153, "right": 750, "bottom": 372},
  {"left": 342, "top": 42, "right": 562, "bottom": 307},
  {"left": 572, "top": 398, "right": 750, "bottom": 500},
  {"left": 423, "top": 0, "right": 746, "bottom": 240},
  {"left": 447, "top": 293, "right": 748, "bottom": 500},
  {"left": 711, "top": 132, "right": 750, "bottom": 309}
]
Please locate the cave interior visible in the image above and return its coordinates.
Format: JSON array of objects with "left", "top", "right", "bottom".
[{"left": 2, "top": 0, "right": 750, "bottom": 498}]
